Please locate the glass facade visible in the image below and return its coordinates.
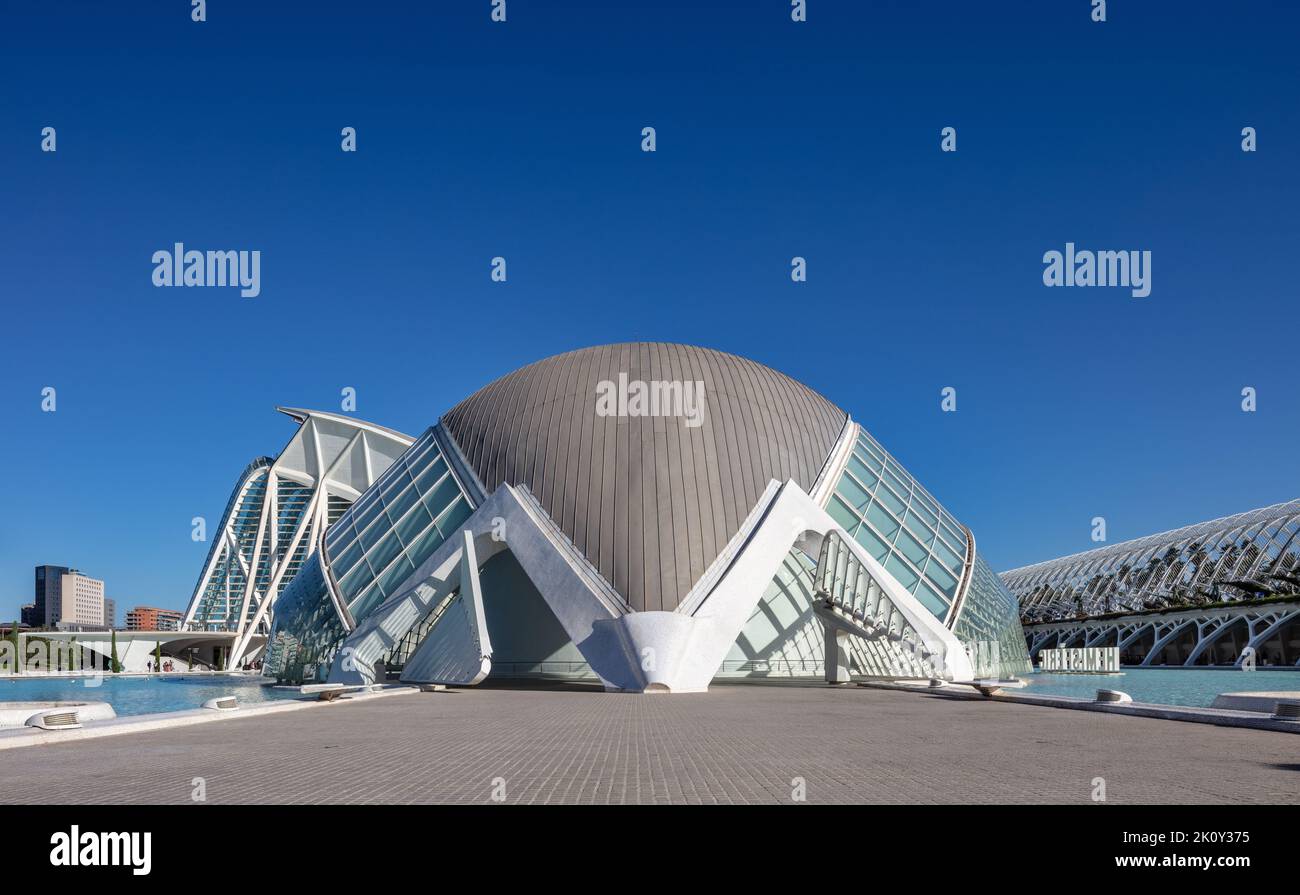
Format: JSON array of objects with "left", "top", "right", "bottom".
[
  {"left": 821, "top": 424, "right": 1030, "bottom": 679},
  {"left": 265, "top": 428, "right": 475, "bottom": 680},
  {"left": 262, "top": 553, "right": 347, "bottom": 683},
  {"left": 187, "top": 462, "right": 329, "bottom": 634},
  {"left": 322, "top": 428, "right": 472, "bottom": 625},
  {"left": 188, "top": 458, "right": 274, "bottom": 631},
  {"left": 824, "top": 428, "right": 969, "bottom": 623},
  {"left": 953, "top": 554, "right": 1032, "bottom": 677}
]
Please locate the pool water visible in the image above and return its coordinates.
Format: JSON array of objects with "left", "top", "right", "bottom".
[
  {"left": 1016, "top": 667, "right": 1300, "bottom": 708},
  {"left": 0, "top": 674, "right": 300, "bottom": 718}
]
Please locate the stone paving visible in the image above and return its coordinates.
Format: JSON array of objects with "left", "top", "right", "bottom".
[{"left": 1, "top": 682, "right": 1296, "bottom": 804}]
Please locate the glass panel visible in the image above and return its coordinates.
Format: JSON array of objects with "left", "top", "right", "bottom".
[
  {"left": 927, "top": 561, "right": 958, "bottom": 598},
  {"left": 883, "top": 466, "right": 911, "bottom": 498},
  {"left": 357, "top": 512, "right": 389, "bottom": 551},
  {"left": 329, "top": 536, "right": 365, "bottom": 579},
  {"left": 381, "top": 466, "right": 415, "bottom": 500},
  {"left": 348, "top": 582, "right": 385, "bottom": 622},
  {"left": 911, "top": 490, "right": 939, "bottom": 518},
  {"left": 393, "top": 502, "right": 434, "bottom": 547},
  {"left": 856, "top": 435, "right": 883, "bottom": 460},
  {"left": 366, "top": 530, "right": 404, "bottom": 575},
  {"left": 336, "top": 558, "right": 374, "bottom": 604},
  {"left": 865, "top": 502, "right": 899, "bottom": 540},
  {"left": 856, "top": 448, "right": 883, "bottom": 473},
  {"left": 423, "top": 474, "right": 461, "bottom": 517},
  {"left": 835, "top": 475, "right": 872, "bottom": 512},
  {"left": 853, "top": 524, "right": 890, "bottom": 561},
  {"left": 435, "top": 497, "right": 472, "bottom": 536},
  {"left": 908, "top": 498, "right": 938, "bottom": 528},
  {"left": 402, "top": 434, "right": 436, "bottom": 469},
  {"left": 895, "top": 527, "right": 929, "bottom": 567},
  {"left": 352, "top": 498, "right": 386, "bottom": 541},
  {"left": 884, "top": 554, "right": 919, "bottom": 591},
  {"left": 903, "top": 511, "right": 936, "bottom": 547},
  {"left": 846, "top": 455, "right": 878, "bottom": 490},
  {"left": 915, "top": 581, "right": 949, "bottom": 618},
  {"left": 933, "top": 539, "right": 963, "bottom": 575},
  {"left": 404, "top": 522, "right": 449, "bottom": 568},
  {"left": 412, "top": 456, "right": 450, "bottom": 495},
  {"left": 827, "top": 495, "right": 860, "bottom": 535},
  {"left": 374, "top": 554, "right": 416, "bottom": 599},
  {"left": 383, "top": 480, "right": 422, "bottom": 525},
  {"left": 940, "top": 518, "right": 964, "bottom": 546},
  {"left": 874, "top": 484, "right": 906, "bottom": 518}
]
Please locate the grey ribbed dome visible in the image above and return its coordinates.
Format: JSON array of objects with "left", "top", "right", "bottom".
[{"left": 440, "top": 343, "right": 847, "bottom": 612}]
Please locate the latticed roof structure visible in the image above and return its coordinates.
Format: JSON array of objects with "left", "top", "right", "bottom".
[{"left": 1003, "top": 500, "right": 1300, "bottom": 623}]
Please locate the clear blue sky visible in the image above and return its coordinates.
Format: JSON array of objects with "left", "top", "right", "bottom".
[{"left": 2, "top": 2, "right": 1297, "bottom": 618}]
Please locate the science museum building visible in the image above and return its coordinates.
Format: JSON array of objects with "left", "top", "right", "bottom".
[{"left": 246, "top": 343, "right": 1030, "bottom": 692}]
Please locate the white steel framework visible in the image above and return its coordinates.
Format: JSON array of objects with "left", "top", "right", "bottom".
[
  {"left": 183, "top": 408, "right": 413, "bottom": 667},
  {"left": 1004, "top": 499, "right": 1300, "bottom": 623}
]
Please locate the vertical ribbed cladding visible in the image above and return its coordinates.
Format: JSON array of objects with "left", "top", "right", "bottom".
[{"left": 439, "top": 343, "right": 847, "bottom": 612}]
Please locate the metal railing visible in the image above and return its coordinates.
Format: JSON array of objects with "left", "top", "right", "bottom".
[{"left": 813, "top": 530, "right": 943, "bottom": 678}]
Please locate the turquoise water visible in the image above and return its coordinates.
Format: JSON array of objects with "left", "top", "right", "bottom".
[
  {"left": 1017, "top": 667, "right": 1300, "bottom": 708},
  {"left": 0, "top": 675, "right": 300, "bottom": 718}
]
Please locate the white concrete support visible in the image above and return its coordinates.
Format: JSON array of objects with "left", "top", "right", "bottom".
[
  {"left": 330, "top": 478, "right": 974, "bottom": 693},
  {"left": 583, "top": 480, "right": 975, "bottom": 692},
  {"left": 1023, "top": 600, "right": 1300, "bottom": 667},
  {"left": 398, "top": 530, "right": 494, "bottom": 686},
  {"left": 823, "top": 626, "right": 853, "bottom": 685},
  {"left": 329, "top": 483, "right": 626, "bottom": 687},
  {"left": 1238, "top": 609, "right": 1300, "bottom": 667}
]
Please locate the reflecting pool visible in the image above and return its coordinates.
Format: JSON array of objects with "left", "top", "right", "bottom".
[
  {"left": 1017, "top": 667, "right": 1300, "bottom": 708},
  {"left": 0, "top": 674, "right": 300, "bottom": 718}
]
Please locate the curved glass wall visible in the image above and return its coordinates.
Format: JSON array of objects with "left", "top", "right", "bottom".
[
  {"left": 823, "top": 427, "right": 969, "bottom": 623},
  {"left": 322, "top": 428, "right": 472, "bottom": 625},
  {"left": 262, "top": 553, "right": 346, "bottom": 682},
  {"left": 265, "top": 428, "right": 475, "bottom": 680},
  {"left": 953, "top": 554, "right": 1032, "bottom": 676}
]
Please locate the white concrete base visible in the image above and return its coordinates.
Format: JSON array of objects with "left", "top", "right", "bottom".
[
  {"left": 1210, "top": 691, "right": 1300, "bottom": 713},
  {"left": 0, "top": 701, "right": 116, "bottom": 728},
  {"left": 1095, "top": 689, "right": 1133, "bottom": 704}
]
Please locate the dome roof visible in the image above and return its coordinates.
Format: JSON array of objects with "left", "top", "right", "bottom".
[{"left": 440, "top": 343, "right": 847, "bottom": 612}]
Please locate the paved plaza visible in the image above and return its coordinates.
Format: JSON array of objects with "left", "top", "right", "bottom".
[{"left": 2, "top": 683, "right": 1296, "bottom": 804}]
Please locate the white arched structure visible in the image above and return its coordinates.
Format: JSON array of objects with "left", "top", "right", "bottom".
[
  {"left": 1022, "top": 601, "right": 1300, "bottom": 667},
  {"left": 329, "top": 479, "right": 974, "bottom": 692},
  {"left": 183, "top": 408, "right": 413, "bottom": 668}
]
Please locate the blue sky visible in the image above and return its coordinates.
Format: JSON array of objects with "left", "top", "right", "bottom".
[{"left": 1, "top": 1, "right": 1297, "bottom": 618}]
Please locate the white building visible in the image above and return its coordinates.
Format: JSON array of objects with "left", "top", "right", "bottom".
[
  {"left": 183, "top": 408, "right": 414, "bottom": 668},
  {"left": 51, "top": 571, "right": 106, "bottom": 631},
  {"left": 263, "top": 344, "right": 1032, "bottom": 692}
]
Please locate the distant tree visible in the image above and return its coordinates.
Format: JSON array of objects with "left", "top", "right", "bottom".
[
  {"left": 110, "top": 629, "right": 122, "bottom": 674},
  {"left": 154, "top": 640, "right": 162, "bottom": 671}
]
